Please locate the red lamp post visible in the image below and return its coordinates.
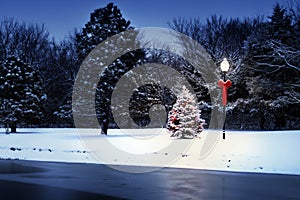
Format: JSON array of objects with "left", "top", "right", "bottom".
[{"left": 218, "top": 58, "right": 232, "bottom": 139}]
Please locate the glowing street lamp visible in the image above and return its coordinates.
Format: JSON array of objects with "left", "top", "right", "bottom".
[
  {"left": 221, "top": 58, "right": 230, "bottom": 74},
  {"left": 218, "top": 58, "right": 232, "bottom": 139}
]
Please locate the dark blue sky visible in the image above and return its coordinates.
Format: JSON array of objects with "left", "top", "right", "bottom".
[{"left": 0, "top": 0, "right": 287, "bottom": 41}]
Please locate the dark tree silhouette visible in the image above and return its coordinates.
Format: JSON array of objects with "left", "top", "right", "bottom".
[{"left": 0, "top": 57, "right": 46, "bottom": 132}]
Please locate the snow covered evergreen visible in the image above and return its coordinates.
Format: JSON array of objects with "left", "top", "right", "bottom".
[
  {"left": 0, "top": 57, "right": 46, "bottom": 132},
  {"left": 68, "top": 3, "right": 145, "bottom": 133},
  {"left": 76, "top": 3, "right": 132, "bottom": 63}
]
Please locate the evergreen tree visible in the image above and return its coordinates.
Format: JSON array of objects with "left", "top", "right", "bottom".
[
  {"left": 269, "top": 4, "right": 293, "bottom": 43},
  {"left": 0, "top": 57, "right": 46, "bottom": 132},
  {"left": 72, "top": 3, "right": 145, "bottom": 134},
  {"left": 167, "top": 86, "right": 204, "bottom": 138},
  {"left": 235, "top": 3, "right": 300, "bottom": 130},
  {"left": 244, "top": 3, "right": 296, "bottom": 83},
  {"left": 95, "top": 48, "right": 145, "bottom": 134},
  {"left": 76, "top": 3, "right": 131, "bottom": 63}
]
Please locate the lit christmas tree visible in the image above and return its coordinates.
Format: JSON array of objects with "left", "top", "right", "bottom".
[{"left": 167, "top": 86, "right": 205, "bottom": 138}]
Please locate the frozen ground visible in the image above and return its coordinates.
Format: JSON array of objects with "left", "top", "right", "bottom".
[{"left": 0, "top": 128, "right": 299, "bottom": 175}]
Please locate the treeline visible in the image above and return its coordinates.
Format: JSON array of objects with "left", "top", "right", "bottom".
[
  {"left": 0, "top": 3, "right": 143, "bottom": 131},
  {"left": 0, "top": 17, "right": 78, "bottom": 128},
  {"left": 169, "top": 2, "right": 300, "bottom": 129},
  {"left": 0, "top": 2, "right": 299, "bottom": 131}
]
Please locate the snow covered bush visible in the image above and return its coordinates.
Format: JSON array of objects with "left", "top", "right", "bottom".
[{"left": 53, "top": 99, "right": 73, "bottom": 126}]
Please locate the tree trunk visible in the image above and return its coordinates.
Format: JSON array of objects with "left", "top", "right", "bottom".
[
  {"left": 101, "top": 123, "right": 108, "bottom": 135},
  {"left": 10, "top": 124, "right": 17, "bottom": 133}
]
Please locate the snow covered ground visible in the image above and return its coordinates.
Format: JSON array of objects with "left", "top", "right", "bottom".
[{"left": 0, "top": 128, "right": 299, "bottom": 175}]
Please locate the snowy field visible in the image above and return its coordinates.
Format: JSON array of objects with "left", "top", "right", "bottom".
[{"left": 0, "top": 128, "right": 299, "bottom": 175}]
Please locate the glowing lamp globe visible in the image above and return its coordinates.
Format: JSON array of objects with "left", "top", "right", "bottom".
[{"left": 220, "top": 58, "right": 230, "bottom": 72}]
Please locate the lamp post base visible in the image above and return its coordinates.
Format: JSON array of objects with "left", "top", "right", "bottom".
[{"left": 223, "top": 106, "right": 226, "bottom": 139}]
